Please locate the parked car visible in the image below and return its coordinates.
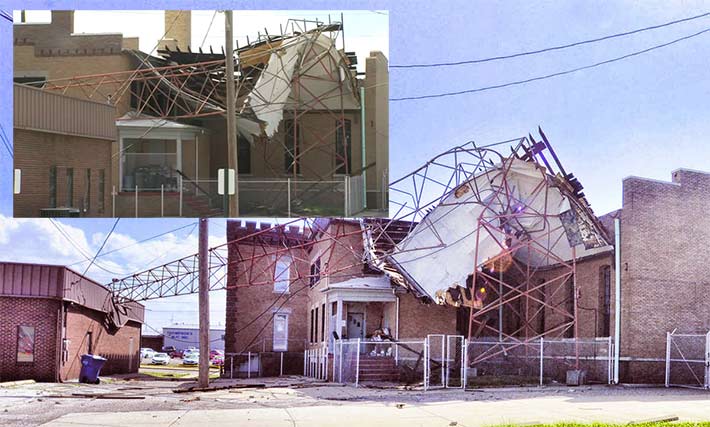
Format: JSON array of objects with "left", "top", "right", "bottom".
[
  {"left": 151, "top": 352, "right": 170, "bottom": 365},
  {"left": 140, "top": 348, "right": 156, "bottom": 359},
  {"left": 210, "top": 354, "right": 224, "bottom": 366},
  {"left": 169, "top": 349, "right": 184, "bottom": 358},
  {"left": 182, "top": 352, "right": 199, "bottom": 365},
  {"left": 209, "top": 349, "right": 223, "bottom": 358}
]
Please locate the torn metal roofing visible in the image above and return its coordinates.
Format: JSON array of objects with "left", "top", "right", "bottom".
[{"left": 383, "top": 130, "right": 611, "bottom": 306}]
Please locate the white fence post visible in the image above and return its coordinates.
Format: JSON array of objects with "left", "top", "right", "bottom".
[
  {"left": 539, "top": 337, "right": 544, "bottom": 386},
  {"left": 665, "top": 331, "right": 672, "bottom": 388},
  {"left": 303, "top": 350, "right": 307, "bottom": 376},
  {"left": 247, "top": 352, "right": 251, "bottom": 379},
  {"left": 112, "top": 185, "right": 116, "bottom": 218},
  {"left": 424, "top": 337, "right": 429, "bottom": 391},
  {"left": 705, "top": 331, "right": 710, "bottom": 390},
  {"left": 338, "top": 340, "right": 343, "bottom": 383},
  {"left": 355, "top": 338, "right": 361, "bottom": 387},
  {"left": 344, "top": 175, "right": 349, "bottom": 217},
  {"left": 280, "top": 352, "right": 284, "bottom": 377},
  {"left": 230, "top": 354, "right": 234, "bottom": 379},
  {"left": 179, "top": 182, "right": 183, "bottom": 217},
  {"left": 462, "top": 338, "right": 468, "bottom": 390},
  {"left": 608, "top": 336, "right": 613, "bottom": 384},
  {"left": 287, "top": 178, "right": 291, "bottom": 218}
]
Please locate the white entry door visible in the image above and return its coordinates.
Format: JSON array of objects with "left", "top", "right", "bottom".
[{"left": 347, "top": 312, "right": 364, "bottom": 340}]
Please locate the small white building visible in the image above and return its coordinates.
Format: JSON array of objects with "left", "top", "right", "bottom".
[{"left": 162, "top": 325, "right": 225, "bottom": 351}]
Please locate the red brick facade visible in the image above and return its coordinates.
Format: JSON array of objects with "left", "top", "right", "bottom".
[
  {"left": 14, "top": 129, "right": 113, "bottom": 217},
  {"left": 0, "top": 262, "right": 143, "bottom": 382}
]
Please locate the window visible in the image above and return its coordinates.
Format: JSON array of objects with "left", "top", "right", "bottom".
[
  {"left": 309, "top": 258, "right": 321, "bottom": 287},
  {"left": 49, "top": 166, "right": 57, "bottom": 208},
  {"left": 66, "top": 168, "right": 74, "bottom": 207},
  {"left": 335, "top": 119, "right": 352, "bottom": 174},
  {"left": 310, "top": 309, "right": 315, "bottom": 343},
  {"left": 17, "top": 325, "right": 35, "bottom": 363},
  {"left": 273, "top": 313, "right": 288, "bottom": 351},
  {"left": 314, "top": 306, "right": 319, "bottom": 343},
  {"left": 284, "top": 119, "right": 301, "bottom": 174},
  {"left": 538, "top": 279, "right": 546, "bottom": 334},
  {"left": 600, "top": 266, "right": 612, "bottom": 337},
  {"left": 14, "top": 76, "right": 46, "bottom": 88},
  {"left": 238, "top": 136, "right": 251, "bottom": 174},
  {"left": 84, "top": 169, "right": 91, "bottom": 213},
  {"left": 98, "top": 169, "right": 105, "bottom": 213},
  {"left": 565, "top": 274, "right": 575, "bottom": 338},
  {"left": 274, "top": 255, "right": 292, "bottom": 293}
]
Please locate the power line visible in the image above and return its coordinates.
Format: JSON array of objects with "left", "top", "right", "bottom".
[
  {"left": 0, "top": 10, "right": 12, "bottom": 23},
  {"left": 200, "top": 10, "right": 218, "bottom": 50},
  {"left": 390, "top": 26, "right": 710, "bottom": 102},
  {"left": 66, "top": 221, "right": 197, "bottom": 267},
  {"left": 0, "top": 124, "right": 12, "bottom": 159},
  {"left": 391, "top": 10, "right": 710, "bottom": 68},
  {"left": 80, "top": 218, "right": 120, "bottom": 277},
  {"left": 48, "top": 219, "right": 123, "bottom": 275}
]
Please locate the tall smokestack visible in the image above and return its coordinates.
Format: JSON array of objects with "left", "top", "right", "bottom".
[{"left": 160, "top": 10, "right": 191, "bottom": 51}]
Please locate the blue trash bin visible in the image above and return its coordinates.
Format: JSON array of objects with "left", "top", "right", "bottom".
[{"left": 79, "top": 354, "right": 107, "bottom": 384}]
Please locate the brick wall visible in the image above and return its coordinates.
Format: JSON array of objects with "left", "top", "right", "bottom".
[
  {"left": 225, "top": 222, "right": 310, "bottom": 357},
  {"left": 14, "top": 129, "right": 112, "bottom": 217},
  {"left": 397, "top": 292, "right": 458, "bottom": 339},
  {"left": 61, "top": 304, "right": 141, "bottom": 381},
  {"left": 0, "top": 297, "right": 60, "bottom": 382},
  {"left": 619, "top": 169, "right": 710, "bottom": 383}
]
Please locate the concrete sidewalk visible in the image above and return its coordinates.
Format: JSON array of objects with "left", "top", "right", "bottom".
[{"left": 43, "top": 392, "right": 710, "bottom": 426}]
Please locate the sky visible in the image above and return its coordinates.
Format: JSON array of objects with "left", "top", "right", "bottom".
[{"left": 2, "top": 0, "right": 710, "bottom": 333}]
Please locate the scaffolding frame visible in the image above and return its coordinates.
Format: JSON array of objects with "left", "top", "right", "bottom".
[
  {"left": 387, "top": 129, "right": 608, "bottom": 371},
  {"left": 108, "top": 129, "right": 606, "bottom": 378},
  {"left": 35, "top": 15, "right": 365, "bottom": 213}
]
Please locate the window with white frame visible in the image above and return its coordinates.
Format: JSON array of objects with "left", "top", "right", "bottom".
[
  {"left": 274, "top": 255, "right": 292, "bottom": 293},
  {"left": 273, "top": 313, "right": 289, "bottom": 351}
]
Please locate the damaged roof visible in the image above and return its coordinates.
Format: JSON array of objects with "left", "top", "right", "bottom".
[{"left": 383, "top": 131, "right": 612, "bottom": 306}]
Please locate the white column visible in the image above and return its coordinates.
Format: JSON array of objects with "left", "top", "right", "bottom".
[
  {"left": 336, "top": 299, "right": 344, "bottom": 339},
  {"left": 118, "top": 136, "right": 124, "bottom": 191}
]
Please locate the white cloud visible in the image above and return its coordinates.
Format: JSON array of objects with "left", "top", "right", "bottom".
[{"left": 0, "top": 215, "right": 228, "bottom": 331}]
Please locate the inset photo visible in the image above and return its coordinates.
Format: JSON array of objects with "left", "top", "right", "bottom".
[{"left": 12, "top": 10, "right": 389, "bottom": 218}]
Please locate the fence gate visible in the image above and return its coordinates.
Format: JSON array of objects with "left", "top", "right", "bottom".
[
  {"left": 665, "top": 331, "right": 710, "bottom": 390},
  {"left": 425, "top": 334, "right": 445, "bottom": 389},
  {"left": 445, "top": 335, "right": 465, "bottom": 388}
]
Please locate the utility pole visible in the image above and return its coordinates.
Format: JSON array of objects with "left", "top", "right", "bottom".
[
  {"left": 198, "top": 218, "right": 210, "bottom": 388},
  {"left": 225, "top": 10, "right": 239, "bottom": 217}
]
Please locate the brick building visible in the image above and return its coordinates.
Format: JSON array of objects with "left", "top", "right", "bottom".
[
  {"left": 616, "top": 169, "right": 710, "bottom": 383},
  {"left": 13, "top": 84, "right": 116, "bottom": 217},
  {"left": 224, "top": 219, "right": 459, "bottom": 379},
  {"left": 14, "top": 10, "right": 390, "bottom": 217},
  {"left": 0, "top": 262, "right": 144, "bottom": 382}
]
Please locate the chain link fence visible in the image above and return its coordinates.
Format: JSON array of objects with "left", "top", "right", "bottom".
[{"left": 665, "top": 331, "right": 710, "bottom": 390}]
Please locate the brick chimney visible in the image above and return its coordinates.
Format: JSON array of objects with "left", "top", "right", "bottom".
[
  {"left": 51, "top": 10, "right": 74, "bottom": 34},
  {"left": 160, "top": 10, "right": 191, "bottom": 51}
]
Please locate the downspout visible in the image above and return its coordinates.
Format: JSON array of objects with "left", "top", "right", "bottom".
[
  {"left": 614, "top": 218, "right": 621, "bottom": 384},
  {"left": 360, "top": 85, "right": 367, "bottom": 209}
]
